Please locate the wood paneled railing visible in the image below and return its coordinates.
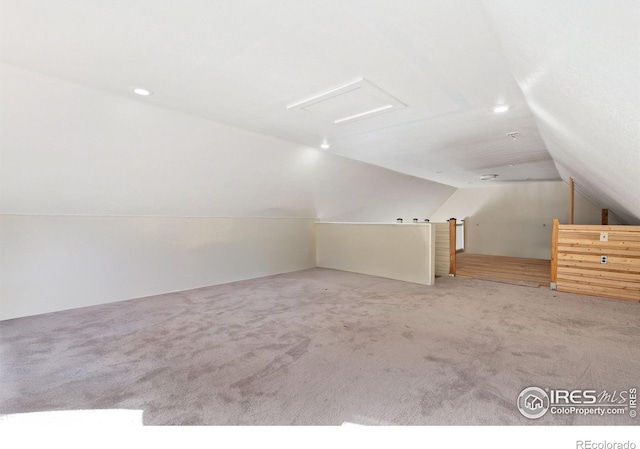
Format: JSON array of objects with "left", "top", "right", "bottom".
[{"left": 551, "top": 221, "right": 640, "bottom": 301}]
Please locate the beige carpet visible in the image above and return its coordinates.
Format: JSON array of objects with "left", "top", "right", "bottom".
[{"left": 1, "top": 268, "right": 638, "bottom": 425}]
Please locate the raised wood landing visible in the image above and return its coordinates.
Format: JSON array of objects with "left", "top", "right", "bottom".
[{"left": 455, "top": 253, "right": 550, "bottom": 287}]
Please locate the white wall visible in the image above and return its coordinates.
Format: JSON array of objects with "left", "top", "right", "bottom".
[
  {"left": 430, "top": 181, "right": 601, "bottom": 259},
  {"left": 316, "top": 223, "right": 435, "bottom": 285},
  {"left": 0, "top": 216, "right": 314, "bottom": 320},
  {"left": 0, "top": 64, "right": 455, "bottom": 319}
]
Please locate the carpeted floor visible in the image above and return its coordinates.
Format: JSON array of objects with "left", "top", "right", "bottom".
[{"left": 1, "top": 268, "right": 638, "bottom": 425}]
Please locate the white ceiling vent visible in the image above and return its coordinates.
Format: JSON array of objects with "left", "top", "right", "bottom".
[{"left": 287, "top": 78, "right": 406, "bottom": 125}]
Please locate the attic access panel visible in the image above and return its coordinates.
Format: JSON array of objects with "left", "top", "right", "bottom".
[{"left": 287, "top": 78, "right": 406, "bottom": 125}]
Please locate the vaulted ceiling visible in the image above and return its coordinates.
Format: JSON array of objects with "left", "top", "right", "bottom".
[{"left": 1, "top": 0, "right": 638, "bottom": 222}]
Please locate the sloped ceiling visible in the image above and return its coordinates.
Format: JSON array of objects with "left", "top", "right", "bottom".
[
  {"left": 1, "top": 63, "right": 456, "bottom": 221},
  {"left": 483, "top": 0, "right": 640, "bottom": 224},
  {"left": 1, "top": 1, "right": 638, "bottom": 222}
]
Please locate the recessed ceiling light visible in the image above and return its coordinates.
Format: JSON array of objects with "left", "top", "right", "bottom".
[
  {"left": 320, "top": 142, "right": 330, "bottom": 150},
  {"left": 480, "top": 174, "right": 498, "bottom": 181},
  {"left": 493, "top": 105, "right": 509, "bottom": 113},
  {"left": 133, "top": 87, "right": 153, "bottom": 96}
]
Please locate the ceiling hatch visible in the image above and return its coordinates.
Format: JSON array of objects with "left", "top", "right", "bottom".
[{"left": 287, "top": 78, "right": 406, "bottom": 125}]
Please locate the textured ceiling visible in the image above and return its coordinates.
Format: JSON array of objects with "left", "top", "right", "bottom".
[
  {"left": 1, "top": 0, "right": 637, "bottom": 221},
  {"left": 483, "top": 0, "right": 640, "bottom": 223}
]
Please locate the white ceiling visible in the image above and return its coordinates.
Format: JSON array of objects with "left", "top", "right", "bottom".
[
  {"left": 1, "top": 1, "right": 637, "bottom": 220},
  {"left": 483, "top": 0, "right": 640, "bottom": 224}
]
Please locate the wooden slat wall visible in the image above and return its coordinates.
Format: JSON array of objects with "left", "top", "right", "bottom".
[
  {"left": 434, "top": 223, "right": 450, "bottom": 277},
  {"left": 556, "top": 224, "right": 640, "bottom": 301}
]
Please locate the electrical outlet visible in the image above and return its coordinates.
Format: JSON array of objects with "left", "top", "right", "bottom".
[
  {"left": 601, "top": 255, "right": 608, "bottom": 264},
  {"left": 600, "top": 232, "right": 609, "bottom": 242}
]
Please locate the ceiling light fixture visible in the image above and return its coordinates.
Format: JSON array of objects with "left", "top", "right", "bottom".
[
  {"left": 493, "top": 105, "right": 509, "bottom": 113},
  {"left": 133, "top": 87, "right": 153, "bottom": 96},
  {"left": 287, "top": 78, "right": 364, "bottom": 110},
  {"left": 480, "top": 174, "right": 498, "bottom": 181},
  {"left": 333, "top": 105, "right": 394, "bottom": 125},
  {"left": 287, "top": 78, "right": 406, "bottom": 125},
  {"left": 320, "top": 142, "right": 330, "bottom": 150}
]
